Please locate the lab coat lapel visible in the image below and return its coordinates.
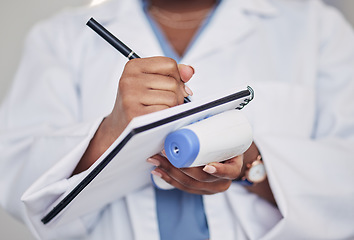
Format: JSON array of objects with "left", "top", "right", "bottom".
[
  {"left": 183, "top": 0, "right": 278, "bottom": 63},
  {"left": 102, "top": 0, "right": 163, "bottom": 58}
]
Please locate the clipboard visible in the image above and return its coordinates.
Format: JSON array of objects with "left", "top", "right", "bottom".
[{"left": 41, "top": 85, "right": 254, "bottom": 226}]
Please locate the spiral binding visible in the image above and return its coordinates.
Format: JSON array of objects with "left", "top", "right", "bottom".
[{"left": 235, "top": 86, "right": 254, "bottom": 110}]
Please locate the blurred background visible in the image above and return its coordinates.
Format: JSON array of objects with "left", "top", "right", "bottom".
[{"left": 0, "top": 0, "right": 353, "bottom": 239}]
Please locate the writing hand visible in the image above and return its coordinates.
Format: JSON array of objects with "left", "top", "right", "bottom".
[{"left": 74, "top": 57, "right": 193, "bottom": 174}]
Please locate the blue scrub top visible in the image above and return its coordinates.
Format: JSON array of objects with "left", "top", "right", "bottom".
[{"left": 141, "top": 1, "right": 221, "bottom": 239}]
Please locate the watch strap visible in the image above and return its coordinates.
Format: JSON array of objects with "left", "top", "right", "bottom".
[{"left": 236, "top": 178, "right": 254, "bottom": 186}]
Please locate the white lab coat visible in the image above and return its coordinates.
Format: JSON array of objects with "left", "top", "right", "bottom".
[{"left": 1, "top": 0, "right": 354, "bottom": 239}]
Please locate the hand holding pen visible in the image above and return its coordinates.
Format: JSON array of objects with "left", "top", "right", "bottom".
[
  {"left": 87, "top": 17, "right": 192, "bottom": 102},
  {"left": 85, "top": 18, "right": 194, "bottom": 143}
]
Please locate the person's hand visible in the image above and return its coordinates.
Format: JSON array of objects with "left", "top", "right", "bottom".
[
  {"left": 73, "top": 57, "right": 193, "bottom": 174},
  {"left": 105, "top": 57, "right": 194, "bottom": 141},
  {"left": 147, "top": 154, "right": 244, "bottom": 195}
]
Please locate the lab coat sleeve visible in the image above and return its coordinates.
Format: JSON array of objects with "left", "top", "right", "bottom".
[
  {"left": 0, "top": 20, "right": 107, "bottom": 239},
  {"left": 245, "top": 6, "right": 354, "bottom": 239}
]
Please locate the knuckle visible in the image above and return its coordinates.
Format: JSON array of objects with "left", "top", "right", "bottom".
[
  {"left": 181, "top": 167, "right": 216, "bottom": 183},
  {"left": 208, "top": 180, "right": 232, "bottom": 194},
  {"left": 163, "top": 91, "right": 178, "bottom": 107},
  {"left": 165, "top": 76, "right": 179, "bottom": 89},
  {"left": 220, "top": 180, "right": 232, "bottom": 192},
  {"left": 163, "top": 176, "right": 173, "bottom": 185},
  {"left": 171, "top": 96, "right": 179, "bottom": 106},
  {"left": 196, "top": 173, "right": 213, "bottom": 182},
  {"left": 160, "top": 161, "right": 173, "bottom": 173},
  {"left": 204, "top": 192, "right": 214, "bottom": 195},
  {"left": 120, "top": 94, "right": 134, "bottom": 108},
  {"left": 125, "top": 58, "right": 141, "bottom": 69},
  {"left": 170, "top": 79, "right": 179, "bottom": 89},
  {"left": 155, "top": 105, "right": 169, "bottom": 112},
  {"left": 164, "top": 57, "right": 178, "bottom": 69},
  {"left": 179, "top": 177, "right": 197, "bottom": 188},
  {"left": 123, "top": 59, "right": 135, "bottom": 71},
  {"left": 119, "top": 76, "right": 134, "bottom": 91}
]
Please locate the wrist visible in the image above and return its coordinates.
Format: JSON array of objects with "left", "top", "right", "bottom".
[
  {"left": 72, "top": 115, "right": 122, "bottom": 175},
  {"left": 102, "top": 112, "right": 127, "bottom": 143}
]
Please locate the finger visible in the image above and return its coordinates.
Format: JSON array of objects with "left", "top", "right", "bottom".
[
  {"left": 131, "top": 57, "right": 181, "bottom": 81},
  {"left": 179, "top": 166, "right": 220, "bottom": 183},
  {"left": 140, "top": 89, "right": 179, "bottom": 107},
  {"left": 141, "top": 105, "right": 170, "bottom": 114},
  {"left": 142, "top": 73, "right": 181, "bottom": 92},
  {"left": 136, "top": 57, "right": 192, "bottom": 98},
  {"left": 178, "top": 64, "right": 194, "bottom": 97},
  {"left": 150, "top": 154, "right": 200, "bottom": 185},
  {"left": 151, "top": 168, "right": 212, "bottom": 195},
  {"left": 127, "top": 64, "right": 189, "bottom": 103},
  {"left": 152, "top": 167, "right": 232, "bottom": 195},
  {"left": 153, "top": 154, "right": 217, "bottom": 183},
  {"left": 141, "top": 74, "right": 187, "bottom": 104},
  {"left": 148, "top": 155, "right": 231, "bottom": 194},
  {"left": 148, "top": 155, "right": 212, "bottom": 191},
  {"left": 160, "top": 150, "right": 218, "bottom": 183},
  {"left": 116, "top": 96, "right": 168, "bottom": 124},
  {"left": 119, "top": 73, "right": 186, "bottom": 107},
  {"left": 202, "top": 155, "right": 244, "bottom": 180},
  {"left": 177, "top": 64, "right": 195, "bottom": 83}
]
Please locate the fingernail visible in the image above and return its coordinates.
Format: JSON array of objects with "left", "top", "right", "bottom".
[
  {"left": 151, "top": 170, "right": 162, "bottom": 178},
  {"left": 160, "top": 150, "right": 167, "bottom": 158},
  {"left": 147, "top": 158, "right": 160, "bottom": 167},
  {"left": 185, "top": 85, "right": 193, "bottom": 96},
  {"left": 203, "top": 165, "right": 216, "bottom": 174},
  {"left": 188, "top": 65, "right": 195, "bottom": 75}
]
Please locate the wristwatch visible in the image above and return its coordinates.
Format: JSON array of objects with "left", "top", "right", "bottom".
[{"left": 237, "top": 155, "right": 267, "bottom": 186}]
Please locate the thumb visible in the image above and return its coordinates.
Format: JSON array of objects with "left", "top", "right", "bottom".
[{"left": 178, "top": 64, "right": 195, "bottom": 83}]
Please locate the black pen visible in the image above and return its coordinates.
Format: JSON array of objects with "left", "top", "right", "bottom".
[{"left": 86, "top": 17, "right": 191, "bottom": 103}]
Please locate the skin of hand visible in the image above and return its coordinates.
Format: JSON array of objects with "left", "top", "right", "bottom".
[
  {"left": 148, "top": 142, "right": 277, "bottom": 206},
  {"left": 73, "top": 56, "right": 194, "bottom": 174},
  {"left": 147, "top": 154, "right": 244, "bottom": 195},
  {"left": 106, "top": 56, "right": 193, "bottom": 141}
]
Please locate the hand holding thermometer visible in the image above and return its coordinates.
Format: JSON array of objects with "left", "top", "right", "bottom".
[
  {"left": 86, "top": 17, "right": 191, "bottom": 103},
  {"left": 152, "top": 109, "right": 253, "bottom": 190}
]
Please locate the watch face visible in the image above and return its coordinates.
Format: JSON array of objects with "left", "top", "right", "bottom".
[{"left": 248, "top": 163, "right": 266, "bottom": 183}]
